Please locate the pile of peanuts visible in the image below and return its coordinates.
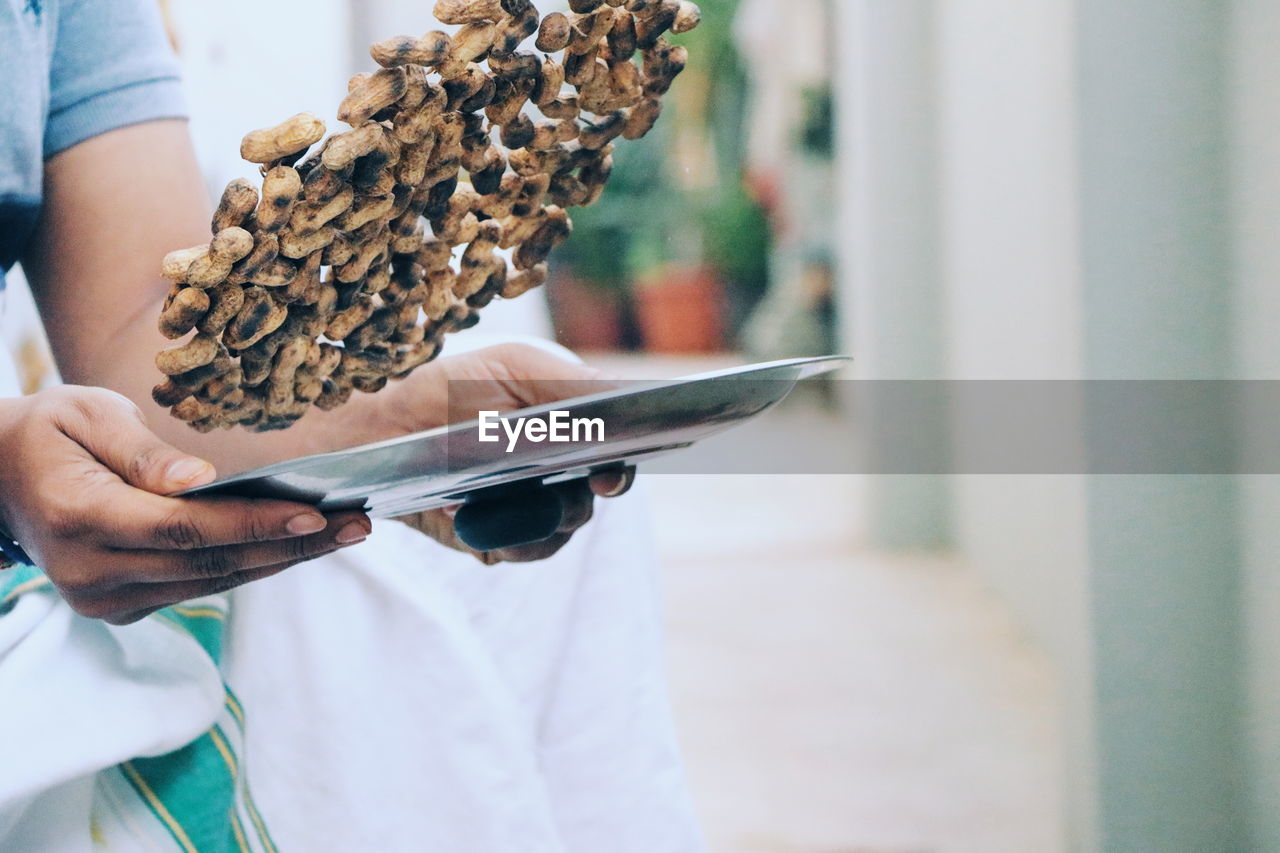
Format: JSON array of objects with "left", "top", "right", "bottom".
[{"left": 153, "top": 0, "right": 700, "bottom": 432}]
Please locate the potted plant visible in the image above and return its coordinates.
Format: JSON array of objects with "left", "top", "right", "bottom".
[{"left": 551, "top": 0, "right": 771, "bottom": 353}]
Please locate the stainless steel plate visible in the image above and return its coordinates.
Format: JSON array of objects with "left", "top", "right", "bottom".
[{"left": 182, "top": 355, "right": 849, "bottom": 517}]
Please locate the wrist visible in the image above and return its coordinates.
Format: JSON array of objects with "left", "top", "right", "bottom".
[
  {"left": 295, "top": 388, "right": 416, "bottom": 456},
  {"left": 0, "top": 397, "right": 26, "bottom": 546},
  {"left": 362, "top": 371, "right": 450, "bottom": 437},
  {"left": 0, "top": 402, "right": 27, "bottom": 569},
  {"left": 0, "top": 525, "right": 28, "bottom": 570}
]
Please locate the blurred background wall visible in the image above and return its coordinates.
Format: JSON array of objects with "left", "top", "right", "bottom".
[
  {"left": 1233, "top": 2, "right": 1280, "bottom": 850},
  {"left": 841, "top": 2, "right": 1273, "bottom": 851},
  {"left": 5, "top": 0, "right": 1280, "bottom": 850}
]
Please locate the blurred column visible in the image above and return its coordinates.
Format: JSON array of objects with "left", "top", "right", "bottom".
[
  {"left": 842, "top": 0, "right": 1250, "bottom": 848},
  {"left": 833, "top": 0, "right": 951, "bottom": 550},
  {"left": 1075, "top": 1, "right": 1242, "bottom": 850},
  {"left": 1232, "top": 4, "right": 1280, "bottom": 850},
  {"left": 931, "top": 2, "right": 1086, "bottom": 846}
]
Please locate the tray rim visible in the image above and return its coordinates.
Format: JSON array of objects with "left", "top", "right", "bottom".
[{"left": 179, "top": 354, "right": 850, "bottom": 496}]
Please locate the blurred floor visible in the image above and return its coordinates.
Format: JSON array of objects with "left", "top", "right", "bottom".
[{"left": 598, "top": 354, "right": 1063, "bottom": 853}]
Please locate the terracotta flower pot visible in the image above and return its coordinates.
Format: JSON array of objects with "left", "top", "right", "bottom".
[
  {"left": 545, "top": 273, "right": 624, "bottom": 352},
  {"left": 634, "top": 265, "right": 727, "bottom": 354}
]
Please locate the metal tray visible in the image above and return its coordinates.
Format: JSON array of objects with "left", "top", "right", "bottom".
[{"left": 182, "top": 355, "right": 848, "bottom": 518}]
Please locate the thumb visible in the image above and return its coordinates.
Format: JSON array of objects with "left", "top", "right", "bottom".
[{"left": 58, "top": 388, "right": 217, "bottom": 495}]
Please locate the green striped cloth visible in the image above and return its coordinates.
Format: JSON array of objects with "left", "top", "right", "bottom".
[{"left": 2, "top": 566, "right": 280, "bottom": 852}]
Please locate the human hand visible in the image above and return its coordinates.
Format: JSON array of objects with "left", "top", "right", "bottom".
[
  {"left": 0, "top": 386, "right": 370, "bottom": 624},
  {"left": 364, "top": 343, "right": 637, "bottom": 563},
  {"left": 398, "top": 466, "right": 636, "bottom": 564}
]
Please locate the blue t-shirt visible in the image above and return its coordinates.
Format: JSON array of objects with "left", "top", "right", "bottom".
[{"left": 0, "top": 0, "right": 187, "bottom": 288}]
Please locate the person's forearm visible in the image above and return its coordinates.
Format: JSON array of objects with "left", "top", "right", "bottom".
[
  {"left": 22, "top": 121, "right": 403, "bottom": 476},
  {"left": 78, "top": 292, "right": 396, "bottom": 474}
]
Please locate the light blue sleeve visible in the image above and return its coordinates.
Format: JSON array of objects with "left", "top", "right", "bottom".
[{"left": 43, "top": 0, "right": 188, "bottom": 159}]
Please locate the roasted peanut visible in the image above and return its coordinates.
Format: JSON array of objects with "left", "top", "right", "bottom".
[
  {"left": 198, "top": 281, "right": 246, "bottom": 336},
  {"left": 239, "top": 351, "right": 274, "bottom": 387},
  {"left": 370, "top": 31, "right": 451, "bottom": 68},
  {"left": 568, "top": 7, "right": 617, "bottom": 54},
  {"left": 490, "top": 50, "right": 542, "bottom": 81},
  {"left": 152, "top": 379, "right": 194, "bottom": 408},
  {"left": 500, "top": 113, "right": 537, "bottom": 149},
  {"left": 160, "top": 245, "right": 207, "bottom": 284},
  {"left": 466, "top": 264, "right": 507, "bottom": 308},
  {"left": 540, "top": 96, "right": 580, "bottom": 120},
  {"left": 579, "top": 153, "right": 613, "bottom": 204},
  {"left": 159, "top": 287, "right": 211, "bottom": 339},
  {"left": 622, "top": 97, "right": 662, "bottom": 139},
  {"left": 579, "top": 111, "right": 626, "bottom": 149},
  {"left": 642, "top": 40, "right": 688, "bottom": 95},
  {"left": 533, "top": 56, "right": 567, "bottom": 107},
  {"left": 232, "top": 232, "right": 281, "bottom": 281},
  {"left": 564, "top": 45, "right": 600, "bottom": 87},
  {"left": 240, "top": 113, "right": 326, "bottom": 164},
  {"left": 197, "top": 368, "right": 243, "bottom": 405},
  {"left": 267, "top": 337, "right": 311, "bottom": 407},
  {"left": 186, "top": 227, "right": 255, "bottom": 287},
  {"left": 172, "top": 397, "right": 224, "bottom": 423},
  {"left": 486, "top": 77, "right": 535, "bottom": 126},
  {"left": 672, "top": 0, "right": 701, "bottom": 33},
  {"left": 255, "top": 166, "right": 303, "bottom": 232},
  {"left": 212, "top": 179, "right": 259, "bottom": 233},
  {"left": 281, "top": 254, "right": 323, "bottom": 305},
  {"left": 448, "top": 21, "right": 498, "bottom": 66},
  {"left": 345, "top": 308, "right": 399, "bottom": 351},
  {"left": 335, "top": 233, "right": 391, "bottom": 283},
  {"left": 514, "top": 205, "right": 571, "bottom": 269},
  {"left": 322, "top": 123, "right": 387, "bottom": 171},
  {"left": 502, "top": 262, "right": 548, "bottom": 298},
  {"left": 225, "top": 287, "right": 288, "bottom": 350},
  {"left": 248, "top": 258, "right": 300, "bottom": 288},
  {"left": 536, "top": 12, "right": 572, "bottom": 52},
  {"left": 394, "top": 103, "right": 440, "bottom": 145},
  {"left": 470, "top": 147, "right": 507, "bottom": 194},
  {"left": 434, "top": 0, "right": 504, "bottom": 24},
  {"left": 606, "top": 10, "right": 638, "bottom": 60},
  {"left": 280, "top": 226, "right": 338, "bottom": 260},
  {"left": 292, "top": 186, "right": 355, "bottom": 234},
  {"left": 340, "top": 68, "right": 409, "bottom": 126},
  {"left": 514, "top": 173, "right": 551, "bottom": 216},
  {"left": 453, "top": 220, "right": 502, "bottom": 297},
  {"left": 497, "top": 9, "right": 540, "bottom": 53},
  {"left": 326, "top": 298, "right": 378, "bottom": 341},
  {"left": 302, "top": 165, "right": 348, "bottom": 203},
  {"left": 156, "top": 334, "right": 220, "bottom": 376},
  {"left": 339, "top": 195, "right": 397, "bottom": 231},
  {"left": 443, "top": 63, "right": 490, "bottom": 110},
  {"left": 156, "top": 0, "right": 696, "bottom": 429}
]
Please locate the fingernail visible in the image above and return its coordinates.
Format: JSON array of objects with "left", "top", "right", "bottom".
[
  {"left": 336, "top": 522, "right": 370, "bottom": 545},
  {"left": 287, "top": 514, "right": 327, "bottom": 536},
  {"left": 593, "top": 471, "right": 630, "bottom": 498},
  {"left": 167, "top": 458, "right": 213, "bottom": 486}
]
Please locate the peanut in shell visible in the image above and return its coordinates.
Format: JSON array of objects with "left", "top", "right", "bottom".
[{"left": 153, "top": 0, "right": 700, "bottom": 431}]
